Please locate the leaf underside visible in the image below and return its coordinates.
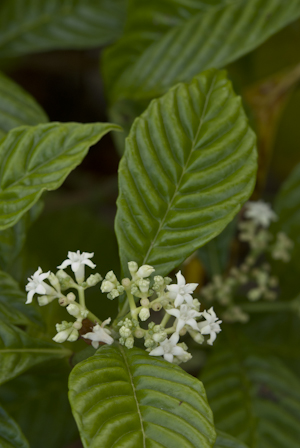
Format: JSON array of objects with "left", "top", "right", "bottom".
[
  {"left": 115, "top": 69, "right": 257, "bottom": 276},
  {"left": 69, "top": 344, "right": 216, "bottom": 448}
]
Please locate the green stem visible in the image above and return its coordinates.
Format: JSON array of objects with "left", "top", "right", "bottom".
[
  {"left": 78, "top": 287, "right": 85, "bottom": 308},
  {"left": 127, "top": 291, "right": 137, "bottom": 317},
  {"left": 160, "top": 312, "right": 171, "bottom": 328}
]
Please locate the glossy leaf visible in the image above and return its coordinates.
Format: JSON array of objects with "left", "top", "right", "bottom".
[
  {"left": 115, "top": 69, "right": 257, "bottom": 276},
  {"left": 0, "top": 0, "right": 126, "bottom": 58},
  {"left": 214, "top": 431, "right": 249, "bottom": 448},
  {"left": 0, "top": 320, "right": 71, "bottom": 385},
  {"left": 202, "top": 348, "right": 300, "bottom": 448},
  {"left": 0, "top": 269, "right": 42, "bottom": 328},
  {"left": 0, "top": 121, "right": 121, "bottom": 231},
  {"left": 69, "top": 344, "right": 216, "bottom": 447},
  {"left": 0, "top": 368, "right": 78, "bottom": 448},
  {"left": 0, "top": 404, "right": 29, "bottom": 448},
  {"left": 0, "top": 201, "right": 43, "bottom": 271},
  {"left": 0, "top": 72, "right": 48, "bottom": 138},
  {"left": 104, "top": 0, "right": 300, "bottom": 103}
]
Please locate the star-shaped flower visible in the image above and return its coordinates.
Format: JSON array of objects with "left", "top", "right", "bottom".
[
  {"left": 149, "top": 332, "right": 189, "bottom": 363},
  {"left": 167, "top": 271, "right": 198, "bottom": 307},
  {"left": 244, "top": 201, "right": 277, "bottom": 228},
  {"left": 57, "top": 251, "right": 96, "bottom": 283},
  {"left": 25, "top": 267, "right": 52, "bottom": 304},
  {"left": 198, "top": 307, "right": 222, "bottom": 345},
  {"left": 82, "top": 318, "right": 114, "bottom": 348},
  {"left": 166, "top": 304, "right": 201, "bottom": 332}
]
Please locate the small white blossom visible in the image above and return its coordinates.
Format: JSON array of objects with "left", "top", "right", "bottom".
[
  {"left": 53, "top": 323, "right": 79, "bottom": 343},
  {"left": 167, "top": 271, "right": 198, "bottom": 307},
  {"left": 149, "top": 332, "right": 189, "bottom": 363},
  {"left": 139, "top": 307, "right": 150, "bottom": 321},
  {"left": 25, "top": 267, "right": 55, "bottom": 304},
  {"left": 198, "top": 307, "right": 222, "bottom": 345},
  {"left": 57, "top": 251, "right": 96, "bottom": 283},
  {"left": 166, "top": 304, "right": 201, "bottom": 332},
  {"left": 82, "top": 318, "right": 114, "bottom": 348},
  {"left": 244, "top": 200, "right": 277, "bottom": 228}
]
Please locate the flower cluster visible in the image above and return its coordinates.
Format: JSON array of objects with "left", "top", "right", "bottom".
[
  {"left": 200, "top": 201, "right": 294, "bottom": 323},
  {"left": 25, "top": 252, "right": 222, "bottom": 364}
]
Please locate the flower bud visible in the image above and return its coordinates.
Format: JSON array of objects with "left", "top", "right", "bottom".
[
  {"left": 134, "top": 329, "right": 145, "bottom": 338},
  {"left": 139, "top": 279, "right": 150, "bottom": 293},
  {"left": 53, "top": 328, "right": 72, "bottom": 343},
  {"left": 153, "top": 332, "right": 167, "bottom": 343},
  {"left": 101, "top": 280, "right": 114, "bottom": 293},
  {"left": 105, "top": 271, "right": 117, "bottom": 283},
  {"left": 48, "top": 273, "right": 61, "bottom": 291},
  {"left": 66, "top": 292, "right": 76, "bottom": 302},
  {"left": 125, "top": 336, "right": 134, "bottom": 349},
  {"left": 108, "top": 289, "right": 120, "bottom": 300},
  {"left": 122, "top": 278, "right": 131, "bottom": 289},
  {"left": 128, "top": 261, "right": 138, "bottom": 275},
  {"left": 179, "top": 327, "right": 187, "bottom": 336},
  {"left": 144, "top": 338, "right": 155, "bottom": 348},
  {"left": 139, "top": 307, "right": 150, "bottom": 321},
  {"left": 56, "top": 269, "right": 74, "bottom": 289},
  {"left": 73, "top": 320, "right": 82, "bottom": 330},
  {"left": 136, "top": 265, "right": 155, "bottom": 278},
  {"left": 58, "top": 297, "right": 68, "bottom": 307},
  {"left": 37, "top": 295, "right": 51, "bottom": 306},
  {"left": 86, "top": 273, "right": 102, "bottom": 287},
  {"left": 67, "top": 328, "right": 79, "bottom": 342},
  {"left": 140, "top": 298, "right": 149, "bottom": 307},
  {"left": 119, "top": 326, "right": 132, "bottom": 338},
  {"left": 66, "top": 303, "right": 81, "bottom": 318}
]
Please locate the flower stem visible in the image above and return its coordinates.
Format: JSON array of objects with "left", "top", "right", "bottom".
[
  {"left": 78, "top": 287, "right": 85, "bottom": 308},
  {"left": 127, "top": 291, "right": 137, "bottom": 317},
  {"left": 160, "top": 312, "right": 171, "bottom": 328}
]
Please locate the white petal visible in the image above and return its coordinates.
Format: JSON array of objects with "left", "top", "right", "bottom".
[
  {"left": 71, "top": 261, "right": 81, "bottom": 272},
  {"left": 172, "top": 346, "right": 186, "bottom": 356},
  {"left": 176, "top": 319, "right": 185, "bottom": 333},
  {"left": 36, "top": 284, "right": 46, "bottom": 295},
  {"left": 176, "top": 271, "right": 185, "bottom": 286},
  {"left": 26, "top": 290, "right": 35, "bottom": 304},
  {"left": 185, "top": 283, "right": 198, "bottom": 293},
  {"left": 186, "top": 319, "right": 199, "bottom": 331},
  {"left": 174, "top": 294, "right": 184, "bottom": 308},
  {"left": 83, "top": 259, "right": 96, "bottom": 269},
  {"left": 92, "top": 341, "right": 99, "bottom": 349},
  {"left": 183, "top": 293, "right": 193, "bottom": 305},
  {"left": 164, "top": 353, "right": 173, "bottom": 363},
  {"left": 169, "top": 332, "right": 180, "bottom": 345},
  {"left": 57, "top": 259, "right": 72, "bottom": 269},
  {"left": 166, "top": 308, "right": 180, "bottom": 319},
  {"left": 149, "top": 346, "right": 165, "bottom": 357}
]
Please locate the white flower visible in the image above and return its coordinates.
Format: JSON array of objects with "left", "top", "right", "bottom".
[
  {"left": 166, "top": 304, "right": 201, "bottom": 332},
  {"left": 244, "top": 201, "right": 277, "bottom": 228},
  {"left": 25, "top": 267, "right": 54, "bottom": 304},
  {"left": 57, "top": 251, "right": 96, "bottom": 283},
  {"left": 198, "top": 307, "right": 222, "bottom": 345},
  {"left": 167, "top": 271, "right": 198, "bottom": 307},
  {"left": 149, "top": 332, "right": 189, "bottom": 363},
  {"left": 82, "top": 318, "right": 114, "bottom": 348}
]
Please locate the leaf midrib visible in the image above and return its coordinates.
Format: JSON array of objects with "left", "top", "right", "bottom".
[
  {"left": 142, "top": 74, "right": 218, "bottom": 266},
  {"left": 119, "top": 346, "right": 146, "bottom": 447}
]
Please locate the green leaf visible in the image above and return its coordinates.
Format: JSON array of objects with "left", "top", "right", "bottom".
[
  {"left": 69, "top": 344, "right": 216, "bottom": 447},
  {"left": 115, "top": 69, "right": 257, "bottom": 276},
  {"left": 201, "top": 348, "right": 300, "bottom": 448},
  {"left": 0, "top": 71, "right": 48, "bottom": 137},
  {"left": 0, "top": 367, "right": 78, "bottom": 448},
  {"left": 0, "top": 404, "right": 29, "bottom": 448},
  {"left": 0, "top": 0, "right": 126, "bottom": 58},
  {"left": 104, "top": 0, "right": 300, "bottom": 103},
  {"left": 0, "top": 121, "right": 121, "bottom": 231},
  {"left": 0, "top": 320, "right": 72, "bottom": 385},
  {"left": 0, "top": 201, "right": 43, "bottom": 271},
  {"left": 214, "top": 430, "right": 249, "bottom": 448},
  {"left": 0, "top": 270, "right": 42, "bottom": 327}
]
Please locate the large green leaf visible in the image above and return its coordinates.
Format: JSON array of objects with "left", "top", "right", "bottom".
[
  {"left": 0, "top": 367, "right": 78, "bottom": 448},
  {"left": 0, "top": 72, "right": 48, "bottom": 139},
  {"left": 115, "top": 69, "right": 257, "bottom": 276},
  {"left": 0, "top": 320, "right": 71, "bottom": 385},
  {"left": 0, "top": 201, "right": 43, "bottom": 272},
  {"left": 0, "top": 270, "right": 42, "bottom": 327},
  {"left": 0, "top": 121, "right": 121, "bottom": 231},
  {"left": 214, "top": 430, "right": 249, "bottom": 448},
  {"left": 0, "top": 404, "right": 29, "bottom": 448},
  {"left": 69, "top": 344, "right": 216, "bottom": 447},
  {"left": 0, "top": 0, "right": 126, "bottom": 58},
  {"left": 201, "top": 348, "right": 300, "bottom": 448},
  {"left": 103, "top": 0, "right": 300, "bottom": 103}
]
